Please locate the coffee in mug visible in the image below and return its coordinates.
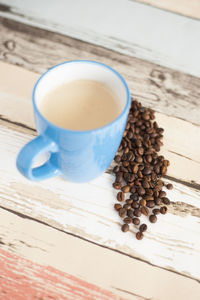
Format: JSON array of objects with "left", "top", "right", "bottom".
[{"left": 39, "top": 79, "right": 122, "bottom": 131}]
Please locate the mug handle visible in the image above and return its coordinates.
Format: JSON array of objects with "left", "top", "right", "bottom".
[{"left": 16, "top": 135, "right": 61, "bottom": 181}]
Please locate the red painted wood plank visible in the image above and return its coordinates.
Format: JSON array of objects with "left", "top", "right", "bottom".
[{"left": 0, "top": 249, "right": 125, "bottom": 300}]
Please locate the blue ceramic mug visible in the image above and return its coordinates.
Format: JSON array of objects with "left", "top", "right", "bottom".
[{"left": 17, "top": 60, "right": 131, "bottom": 182}]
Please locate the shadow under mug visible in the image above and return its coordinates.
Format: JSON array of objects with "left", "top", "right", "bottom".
[{"left": 16, "top": 60, "right": 131, "bottom": 182}]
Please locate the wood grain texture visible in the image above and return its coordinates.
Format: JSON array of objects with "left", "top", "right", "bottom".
[
  {"left": 0, "top": 62, "right": 200, "bottom": 281},
  {"left": 137, "top": 0, "right": 200, "bottom": 20},
  {"left": 0, "top": 17, "right": 200, "bottom": 126},
  {"left": 0, "top": 0, "right": 199, "bottom": 77},
  {"left": 0, "top": 249, "right": 123, "bottom": 300},
  {"left": 0, "top": 121, "right": 200, "bottom": 280},
  {"left": 1, "top": 209, "right": 200, "bottom": 300}
]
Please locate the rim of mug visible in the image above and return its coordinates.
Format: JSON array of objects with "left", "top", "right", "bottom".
[{"left": 32, "top": 60, "right": 131, "bottom": 134}]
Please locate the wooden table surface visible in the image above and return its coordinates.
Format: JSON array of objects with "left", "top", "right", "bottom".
[{"left": 0, "top": 1, "right": 200, "bottom": 299}]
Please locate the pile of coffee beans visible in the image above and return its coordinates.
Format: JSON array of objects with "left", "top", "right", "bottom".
[{"left": 113, "top": 99, "right": 173, "bottom": 240}]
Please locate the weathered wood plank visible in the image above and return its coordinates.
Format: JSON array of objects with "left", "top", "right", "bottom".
[
  {"left": 0, "top": 0, "right": 199, "bottom": 77},
  {"left": 0, "top": 62, "right": 199, "bottom": 186},
  {"left": 0, "top": 250, "right": 123, "bottom": 300},
  {"left": 0, "top": 208, "right": 200, "bottom": 300},
  {"left": 0, "top": 124, "right": 200, "bottom": 280},
  {"left": 0, "top": 17, "right": 200, "bottom": 125},
  {"left": 137, "top": 0, "right": 200, "bottom": 20}
]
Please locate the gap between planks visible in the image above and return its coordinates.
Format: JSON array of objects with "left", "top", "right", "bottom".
[
  {"left": 0, "top": 16, "right": 199, "bottom": 125},
  {"left": 0, "top": 208, "right": 200, "bottom": 300}
]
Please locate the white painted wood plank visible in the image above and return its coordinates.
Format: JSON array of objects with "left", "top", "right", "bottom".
[
  {"left": 0, "top": 124, "right": 200, "bottom": 280},
  {"left": 0, "top": 21, "right": 200, "bottom": 125},
  {"left": 1, "top": 208, "right": 200, "bottom": 300},
  {"left": 0, "top": 0, "right": 200, "bottom": 77}
]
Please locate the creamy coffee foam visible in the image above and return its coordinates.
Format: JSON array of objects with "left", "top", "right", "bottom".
[{"left": 39, "top": 79, "right": 122, "bottom": 130}]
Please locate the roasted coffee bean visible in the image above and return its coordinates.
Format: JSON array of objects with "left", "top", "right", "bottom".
[
  {"left": 146, "top": 154, "right": 152, "bottom": 163},
  {"left": 143, "top": 167, "right": 152, "bottom": 175},
  {"left": 113, "top": 182, "right": 122, "bottom": 190},
  {"left": 135, "top": 179, "right": 141, "bottom": 186},
  {"left": 127, "top": 209, "right": 134, "bottom": 218},
  {"left": 154, "top": 165, "right": 160, "bottom": 174},
  {"left": 146, "top": 200, "right": 155, "bottom": 208},
  {"left": 152, "top": 208, "right": 160, "bottom": 215},
  {"left": 136, "top": 231, "right": 144, "bottom": 240},
  {"left": 138, "top": 164, "right": 144, "bottom": 171},
  {"left": 131, "top": 201, "right": 140, "bottom": 209},
  {"left": 139, "top": 199, "right": 146, "bottom": 207},
  {"left": 118, "top": 145, "right": 123, "bottom": 152},
  {"left": 138, "top": 147, "right": 144, "bottom": 156},
  {"left": 125, "top": 123, "right": 130, "bottom": 130},
  {"left": 123, "top": 204, "right": 131, "bottom": 209},
  {"left": 166, "top": 183, "right": 173, "bottom": 190},
  {"left": 117, "top": 191, "right": 125, "bottom": 202},
  {"left": 114, "top": 155, "right": 121, "bottom": 163},
  {"left": 160, "top": 206, "right": 168, "bottom": 214},
  {"left": 114, "top": 203, "right": 122, "bottom": 211},
  {"left": 155, "top": 197, "right": 162, "bottom": 205},
  {"left": 121, "top": 224, "right": 129, "bottom": 232},
  {"left": 124, "top": 147, "right": 129, "bottom": 154},
  {"left": 127, "top": 131, "right": 133, "bottom": 139},
  {"left": 142, "top": 180, "right": 150, "bottom": 189},
  {"left": 154, "top": 190, "right": 159, "bottom": 198},
  {"left": 135, "top": 156, "right": 143, "bottom": 163},
  {"left": 162, "top": 197, "right": 170, "bottom": 205},
  {"left": 121, "top": 153, "right": 128, "bottom": 161},
  {"left": 134, "top": 208, "right": 142, "bottom": 217},
  {"left": 137, "top": 170, "right": 143, "bottom": 178},
  {"left": 146, "top": 188, "right": 154, "bottom": 195},
  {"left": 157, "top": 180, "right": 164, "bottom": 187},
  {"left": 130, "top": 186, "right": 136, "bottom": 193},
  {"left": 141, "top": 206, "right": 149, "bottom": 216},
  {"left": 119, "top": 208, "right": 127, "bottom": 218},
  {"left": 161, "top": 166, "right": 167, "bottom": 175},
  {"left": 116, "top": 172, "right": 123, "bottom": 183},
  {"left": 124, "top": 173, "right": 135, "bottom": 183},
  {"left": 113, "top": 166, "right": 120, "bottom": 173},
  {"left": 122, "top": 185, "right": 131, "bottom": 193},
  {"left": 149, "top": 214, "right": 157, "bottom": 223},
  {"left": 139, "top": 224, "right": 147, "bottom": 232},
  {"left": 136, "top": 139, "right": 142, "bottom": 147},
  {"left": 132, "top": 164, "right": 139, "bottom": 174},
  {"left": 144, "top": 195, "right": 154, "bottom": 201},
  {"left": 122, "top": 161, "right": 129, "bottom": 167},
  {"left": 127, "top": 151, "right": 135, "bottom": 161},
  {"left": 133, "top": 218, "right": 140, "bottom": 225},
  {"left": 151, "top": 172, "right": 157, "bottom": 182},
  {"left": 164, "top": 159, "right": 170, "bottom": 166},
  {"left": 126, "top": 199, "right": 133, "bottom": 204},
  {"left": 130, "top": 193, "right": 139, "bottom": 201},
  {"left": 128, "top": 166, "right": 133, "bottom": 173},
  {"left": 123, "top": 217, "right": 132, "bottom": 224},
  {"left": 159, "top": 191, "right": 166, "bottom": 198},
  {"left": 120, "top": 166, "right": 128, "bottom": 173},
  {"left": 137, "top": 186, "right": 146, "bottom": 196},
  {"left": 123, "top": 130, "right": 127, "bottom": 137}
]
